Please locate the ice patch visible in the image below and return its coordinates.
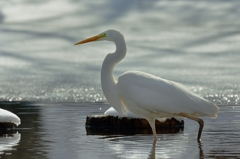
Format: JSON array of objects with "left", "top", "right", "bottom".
[{"left": 0, "top": 108, "right": 21, "bottom": 126}]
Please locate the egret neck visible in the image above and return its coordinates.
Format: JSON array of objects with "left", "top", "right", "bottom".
[{"left": 101, "top": 35, "right": 127, "bottom": 115}]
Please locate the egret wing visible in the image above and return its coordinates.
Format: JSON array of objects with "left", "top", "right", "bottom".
[{"left": 117, "top": 71, "right": 218, "bottom": 118}]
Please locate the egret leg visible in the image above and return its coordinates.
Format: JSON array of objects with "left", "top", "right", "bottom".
[
  {"left": 178, "top": 113, "right": 204, "bottom": 141},
  {"left": 147, "top": 119, "right": 157, "bottom": 140}
]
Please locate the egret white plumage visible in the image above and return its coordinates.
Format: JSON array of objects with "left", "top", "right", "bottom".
[{"left": 75, "top": 29, "right": 219, "bottom": 141}]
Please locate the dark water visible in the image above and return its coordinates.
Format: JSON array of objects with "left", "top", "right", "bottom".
[
  {"left": 0, "top": 102, "right": 240, "bottom": 159},
  {"left": 1, "top": 1, "right": 240, "bottom": 104}
]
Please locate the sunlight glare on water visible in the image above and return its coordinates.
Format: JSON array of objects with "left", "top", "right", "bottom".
[{"left": 0, "top": 0, "right": 240, "bottom": 105}]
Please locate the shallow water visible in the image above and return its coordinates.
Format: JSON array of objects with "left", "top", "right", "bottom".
[
  {"left": 0, "top": 0, "right": 240, "bottom": 104},
  {"left": 0, "top": 102, "right": 239, "bottom": 159}
]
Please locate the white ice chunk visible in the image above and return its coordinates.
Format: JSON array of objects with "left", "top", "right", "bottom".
[
  {"left": 0, "top": 108, "right": 21, "bottom": 126},
  {"left": 104, "top": 107, "right": 137, "bottom": 118},
  {"left": 104, "top": 107, "right": 183, "bottom": 122}
]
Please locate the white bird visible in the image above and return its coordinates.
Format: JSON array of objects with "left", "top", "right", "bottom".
[{"left": 75, "top": 29, "right": 219, "bottom": 141}]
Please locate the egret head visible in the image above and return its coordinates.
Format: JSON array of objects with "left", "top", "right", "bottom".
[{"left": 74, "top": 29, "right": 123, "bottom": 45}]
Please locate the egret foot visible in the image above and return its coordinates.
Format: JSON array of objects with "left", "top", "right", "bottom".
[
  {"left": 178, "top": 113, "right": 204, "bottom": 141},
  {"left": 147, "top": 119, "right": 157, "bottom": 140}
]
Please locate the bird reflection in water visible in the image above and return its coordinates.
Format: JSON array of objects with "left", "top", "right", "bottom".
[
  {"left": 198, "top": 140, "right": 204, "bottom": 159},
  {"left": 147, "top": 140, "right": 156, "bottom": 159},
  {"left": 99, "top": 135, "right": 205, "bottom": 159},
  {"left": 147, "top": 140, "right": 204, "bottom": 159}
]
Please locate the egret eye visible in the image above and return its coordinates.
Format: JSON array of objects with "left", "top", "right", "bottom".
[{"left": 99, "top": 33, "right": 106, "bottom": 37}]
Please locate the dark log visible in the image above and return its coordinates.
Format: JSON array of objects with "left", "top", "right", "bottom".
[
  {"left": 0, "top": 122, "right": 18, "bottom": 135},
  {"left": 86, "top": 115, "right": 184, "bottom": 135}
]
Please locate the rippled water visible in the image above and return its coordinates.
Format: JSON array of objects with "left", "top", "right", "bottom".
[
  {"left": 1, "top": 1, "right": 240, "bottom": 158},
  {"left": 0, "top": 102, "right": 240, "bottom": 159},
  {"left": 0, "top": 0, "right": 240, "bottom": 104}
]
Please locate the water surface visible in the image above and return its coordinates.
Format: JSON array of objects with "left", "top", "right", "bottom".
[{"left": 0, "top": 102, "right": 240, "bottom": 159}]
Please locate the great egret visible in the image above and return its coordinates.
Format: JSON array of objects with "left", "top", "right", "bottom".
[{"left": 75, "top": 29, "right": 219, "bottom": 141}]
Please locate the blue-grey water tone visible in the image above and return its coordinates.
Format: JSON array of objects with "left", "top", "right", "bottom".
[
  {"left": 1, "top": 102, "right": 240, "bottom": 159},
  {"left": 1, "top": 0, "right": 239, "bottom": 104},
  {"left": 0, "top": 0, "right": 240, "bottom": 158}
]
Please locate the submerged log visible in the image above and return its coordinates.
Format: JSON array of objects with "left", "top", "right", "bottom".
[
  {"left": 0, "top": 108, "right": 21, "bottom": 133},
  {"left": 0, "top": 122, "right": 18, "bottom": 134},
  {"left": 86, "top": 115, "right": 184, "bottom": 135}
]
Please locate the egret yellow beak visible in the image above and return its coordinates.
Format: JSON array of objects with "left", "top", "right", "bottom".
[
  {"left": 74, "top": 33, "right": 106, "bottom": 45},
  {"left": 74, "top": 35, "right": 99, "bottom": 45}
]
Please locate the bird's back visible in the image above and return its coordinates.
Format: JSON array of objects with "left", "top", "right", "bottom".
[{"left": 117, "top": 71, "right": 219, "bottom": 118}]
